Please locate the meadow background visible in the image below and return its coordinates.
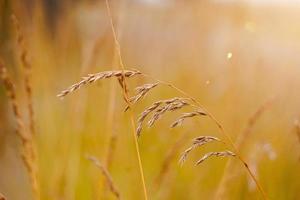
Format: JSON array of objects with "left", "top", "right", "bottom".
[{"left": 1, "top": 0, "right": 300, "bottom": 199}]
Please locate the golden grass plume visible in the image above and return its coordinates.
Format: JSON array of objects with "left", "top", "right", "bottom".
[
  {"left": 86, "top": 155, "right": 120, "bottom": 200},
  {"left": 0, "top": 58, "right": 39, "bottom": 199}
]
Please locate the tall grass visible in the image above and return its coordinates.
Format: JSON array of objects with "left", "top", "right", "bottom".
[
  {"left": 58, "top": 68, "right": 269, "bottom": 199},
  {"left": 3, "top": 1, "right": 300, "bottom": 199},
  {"left": 56, "top": 2, "right": 270, "bottom": 195},
  {"left": 0, "top": 59, "right": 39, "bottom": 200}
]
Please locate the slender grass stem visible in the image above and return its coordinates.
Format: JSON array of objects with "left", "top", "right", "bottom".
[{"left": 105, "top": 1, "right": 148, "bottom": 199}]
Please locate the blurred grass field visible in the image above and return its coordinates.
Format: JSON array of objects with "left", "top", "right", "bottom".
[{"left": 1, "top": 0, "right": 300, "bottom": 199}]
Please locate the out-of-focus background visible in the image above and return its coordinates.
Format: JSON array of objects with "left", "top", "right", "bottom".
[{"left": 1, "top": 0, "right": 300, "bottom": 199}]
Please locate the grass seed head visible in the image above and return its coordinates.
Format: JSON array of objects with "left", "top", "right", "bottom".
[
  {"left": 171, "top": 110, "right": 207, "bottom": 128},
  {"left": 58, "top": 70, "right": 141, "bottom": 98},
  {"left": 195, "top": 151, "right": 236, "bottom": 165},
  {"left": 179, "top": 136, "right": 221, "bottom": 165}
]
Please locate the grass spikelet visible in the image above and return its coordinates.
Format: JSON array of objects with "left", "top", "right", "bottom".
[
  {"left": 147, "top": 106, "right": 169, "bottom": 127},
  {"left": 0, "top": 58, "right": 39, "bottom": 199},
  {"left": 57, "top": 70, "right": 141, "bottom": 98},
  {"left": 195, "top": 151, "right": 236, "bottom": 165},
  {"left": 87, "top": 155, "right": 120, "bottom": 200},
  {"left": 136, "top": 101, "right": 162, "bottom": 137},
  {"left": 136, "top": 97, "right": 190, "bottom": 137},
  {"left": 147, "top": 98, "right": 190, "bottom": 127},
  {"left": 170, "top": 110, "right": 207, "bottom": 128},
  {"left": 132, "top": 82, "right": 159, "bottom": 103},
  {"left": 179, "top": 136, "right": 221, "bottom": 165},
  {"left": 124, "top": 82, "right": 159, "bottom": 111}
]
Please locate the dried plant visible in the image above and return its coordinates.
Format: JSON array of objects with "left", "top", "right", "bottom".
[
  {"left": 135, "top": 97, "right": 190, "bottom": 137},
  {"left": 11, "top": 14, "right": 36, "bottom": 137},
  {"left": 56, "top": 51, "right": 148, "bottom": 200},
  {"left": 87, "top": 155, "right": 120, "bottom": 199},
  {"left": 57, "top": 1, "right": 269, "bottom": 198},
  {"left": 195, "top": 151, "right": 236, "bottom": 165},
  {"left": 170, "top": 110, "right": 206, "bottom": 128},
  {"left": 134, "top": 83, "right": 159, "bottom": 97},
  {"left": 57, "top": 70, "right": 141, "bottom": 98},
  {"left": 147, "top": 98, "right": 189, "bottom": 127},
  {"left": 0, "top": 60, "right": 25, "bottom": 139},
  {"left": 57, "top": 1, "right": 149, "bottom": 199},
  {"left": 103, "top": 1, "right": 128, "bottom": 176},
  {"left": 100, "top": 7, "right": 264, "bottom": 195},
  {"left": 131, "top": 74, "right": 268, "bottom": 199},
  {"left": 136, "top": 101, "right": 162, "bottom": 137},
  {"left": 179, "top": 136, "right": 222, "bottom": 165},
  {"left": 58, "top": 67, "right": 269, "bottom": 199},
  {"left": 124, "top": 82, "right": 159, "bottom": 111},
  {"left": 0, "top": 59, "right": 39, "bottom": 199}
]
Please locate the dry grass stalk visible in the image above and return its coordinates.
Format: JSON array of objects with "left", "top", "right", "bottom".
[
  {"left": 87, "top": 155, "right": 120, "bottom": 199},
  {"left": 124, "top": 82, "right": 159, "bottom": 111},
  {"left": 170, "top": 110, "right": 207, "bottom": 128},
  {"left": 105, "top": 1, "right": 149, "bottom": 199},
  {"left": 179, "top": 136, "right": 221, "bottom": 165},
  {"left": 294, "top": 119, "right": 300, "bottom": 144},
  {"left": 57, "top": 70, "right": 141, "bottom": 98},
  {"left": 105, "top": 131, "right": 118, "bottom": 169},
  {"left": 0, "top": 59, "right": 39, "bottom": 199},
  {"left": 11, "top": 14, "right": 36, "bottom": 137},
  {"left": 102, "top": 18, "right": 121, "bottom": 200},
  {"left": 195, "top": 151, "right": 236, "bottom": 165},
  {"left": 153, "top": 133, "right": 188, "bottom": 190},
  {"left": 294, "top": 119, "right": 300, "bottom": 161},
  {"left": 58, "top": 0, "right": 149, "bottom": 198},
  {"left": 104, "top": 1, "right": 127, "bottom": 172}
]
